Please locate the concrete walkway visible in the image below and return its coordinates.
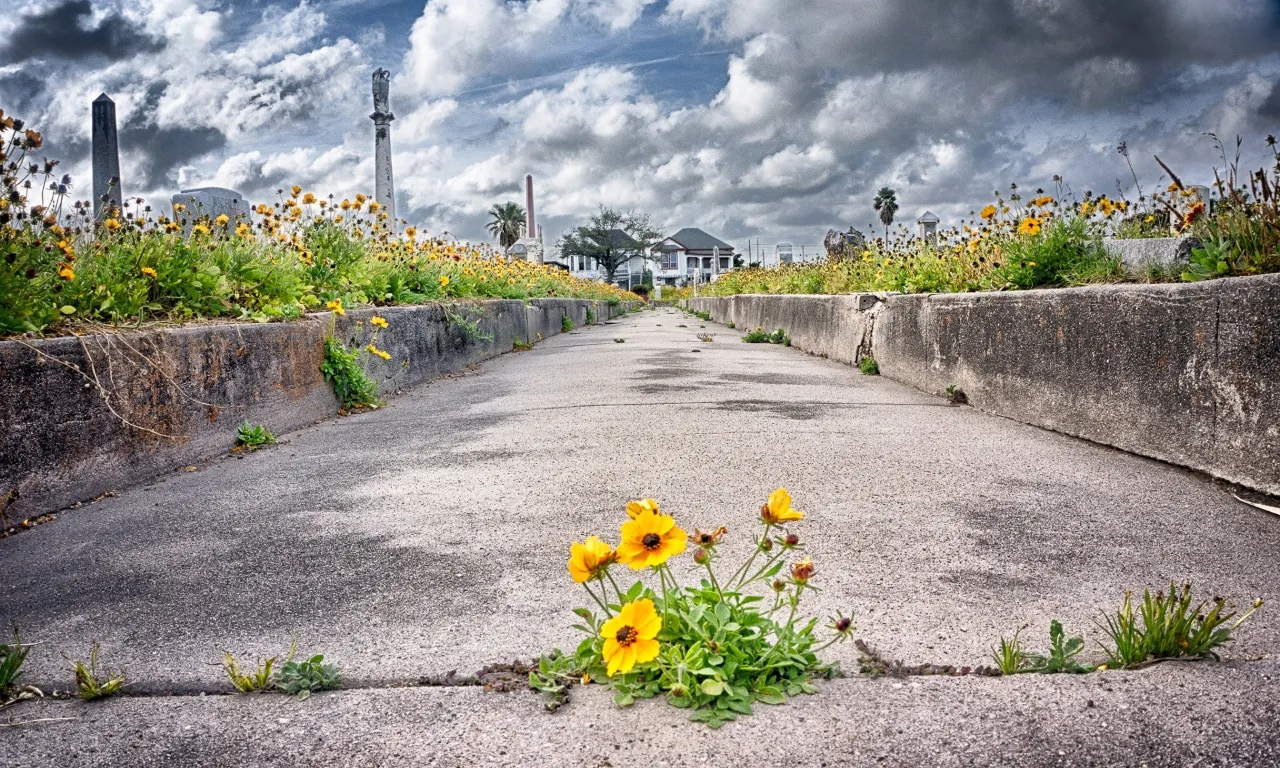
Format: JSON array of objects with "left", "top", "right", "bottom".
[{"left": 3, "top": 306, "right": 1279, "bottom": 766}]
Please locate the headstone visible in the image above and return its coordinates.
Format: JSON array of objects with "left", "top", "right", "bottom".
[
  {"left": 92, "top": 93, "right": 122, "bottom": 219},
  {"left": 1103, "top": 236, "right": 1200, "bottom": 275},
  {"left": 370, "top": 68, "right": 396, "bottom": 226},
  {"left": 170, "top": 187, "right": 249, "bottom": 228},
  {"left": 916, "top": 210, "right": 940, "bottom": 242}
]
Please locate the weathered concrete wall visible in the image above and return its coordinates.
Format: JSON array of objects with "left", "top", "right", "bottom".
[
  {"left": 0, "top": 298, "right": 623, "bottom": 517},
  {"left": 689, "top": 294, "right": 879, "bottom": 366},
  {"left": 690, "top": 276, "right": 1279, "bottom": 495}
]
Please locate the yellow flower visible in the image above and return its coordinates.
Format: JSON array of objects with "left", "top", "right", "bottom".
[
  {"left": 141, "top": 266, "right": 158, "bottom": 277},
  {"left": 600, "top": 599, "right": 662, "bottom": 677},
  {"left": 1030, "top": 195, "right": 1054, "bottom": 207},
  {"left": 58, "top": 264, "right": 75, "bottom": 280},
  {"left": 302, "top": 193, "right": 316, "bottom": 205},
  {"left": 625, "top": 499, "right": 660, "bottom": 519},
  {"left": 760, "top": 488, "right": 803, "bottom": 524},
  {"left": 404, "top": 226, "right": 417, "bottom": 239},
  {"left": 1145, "top": 215, "right": 1155, "bottom": 224},
  {"left": 215, "top": 214, "right": 229, "bottom": 227},
  {"left": 355, "top": 193, "right": 367, "bottom": 205},
  {"left": 340, "top": 199, "right": 352, "bottom": 210},
  {"left": 173, "top": 203, "right": 186, "bottom": 213},
  {"left": 103, "top": 218, "right": 121, "bottom": 232},
  {"left": 617, "top": 511, "right": 687, "bottom": 570},
  {"left": 291, "top": 185, "right": 302, "bottom": 196},
  {"left": 236, "top": 223, "right": 251, "bottom": 237},
  {"left": 366, "top": 344, "right": 391, "bottom": 360},
  {"left": 979, "top": 205, "right": 997, "bottom": 220},
  {"left": 1017, "top": 217, "right": 1041, "bottom": 236},
  {"left": 438, "top": 274, "right": 450, "bottom": 288},
  {"left": 1079, "top": 201, "right": 1094, "bottom": 217},
  {"left": 371, "top": 316, "right": 388, "bottom": 328},
  {"left": 192, "top": 224, "right": 210, "bottom": 236},
  {"left": 369, "top": 201, "right": 382, "bottom": 213},
  {"left": 326, "top": 299, "right": 345, "bottom": 316},
  {"left": 568, "top": 536, "right": 616, "bottom": 583}
]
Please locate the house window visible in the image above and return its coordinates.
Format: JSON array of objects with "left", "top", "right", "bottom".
[
  {"left": 661, "top": 251, "right": 680, "bottom": 270},
  {"left": 686, "top": 256, "right": 698, "bottom": 270},
  {"left": 719, "top": 257, "right": 730, "bottom": 270}
]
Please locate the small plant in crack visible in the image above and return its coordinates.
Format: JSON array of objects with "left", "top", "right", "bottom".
[
  {"left": 741, "top": 327, "right": 771, "bottom": 343},
  {"left": 513, "top": 338, "right": 532, "bottom": 352},
  {"left": 1095, "top": 584, "right": 1262, "bottom": 668},
  {"left": 0, "top": 628, "right": 33, "bottom": 694},
  {"left": 277, "top": 651, "right": 340, "bottom": 700},
  {"left": 586, "top": 307, "right": 597, "bottom": 324},
  {"left": 990, "top": 626, "right": 1031, "bottom": 675},
  {"left": 1025, "top": 620, "right": 1092, "bottom": 674},
  {"left": 224, "top": 639, "right": 296, "bottom": 693},
  {"left": 561, "top": 315, "right": 574, "bottom": 333},
  {"left": 859, "top": 356, "right": 880, "bottom": 375},
  {"left": 945, "top": 384, "right": 967, "bottom": 404},
  {"left": 68, "top": 643, "right": 125, "bottom": 700},
  {"left": 235, "top": 421, "right": 275, "bottom": 451}
]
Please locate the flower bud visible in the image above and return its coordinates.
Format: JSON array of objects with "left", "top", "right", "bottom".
[
  {"left": 784, "top": 533, "right": 800, "bottom": 548},
  {"left": 771, "top": 578, "right": 786, "bottom": 593},
  {"left": 693, "top": 548, "right": 709, "bottom": 565},
  {"left": 759, "top": 537, "right": 773, "bottom": 552}
]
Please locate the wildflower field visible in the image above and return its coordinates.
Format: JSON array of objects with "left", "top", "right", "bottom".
[
  {"left": 706, "top": 136, "right": 1280, "bottom": 298},
  {"left": 0, "top": 114, "right": 638, "bottom": 337}
]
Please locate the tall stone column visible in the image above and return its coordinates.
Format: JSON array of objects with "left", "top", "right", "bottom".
[
  {"left": 92, "top": 93, "right": 122, "bottom": 219},
  {"left": 370, "top": 68, "right": 396, "bottom": 226},
  {"left": 525, "top": 174, "right": 536, "bottom": 239}
]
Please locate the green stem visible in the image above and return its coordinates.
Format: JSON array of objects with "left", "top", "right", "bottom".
[
  {"left": 737, "top": 549, "right": 786, "bottom": 590},
  {"left": 727, "top": 524, "right": 773, "bottom": 588},
  {"left": 582, "top": 582, "right": 613, "bottom": 617},
  {"left": 605, "top": 570, "right": 624, "bottom": 606}
]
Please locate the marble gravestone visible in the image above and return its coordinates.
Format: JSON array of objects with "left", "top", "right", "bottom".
[{"left": 170, "top": 187, "right": 249, "bottom": 227}]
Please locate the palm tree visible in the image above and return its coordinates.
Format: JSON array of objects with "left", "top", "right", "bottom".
[
  {"left": 873, "top": 187, "right": 898, "bottom": 240},
  {"left": 487, "top": 202, "right": 526, "bottom": 249}
]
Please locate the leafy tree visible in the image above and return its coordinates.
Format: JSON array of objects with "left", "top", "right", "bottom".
[
  {"left": 487, "top": 202, "right": 526, "bottom": 249},
  {"left": 873, "top": 187, "right": 899, "bottom": 240},
  {"left": 557, "top": 206, "right": 663, "bottom": 284}
]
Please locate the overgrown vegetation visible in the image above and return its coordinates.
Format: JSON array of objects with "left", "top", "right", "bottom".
[
  {"left": 320, "top": 336, "right": 381, "bottom": 410},
  {"left": 742, "top": 327, "right": 789, "bottom": 346},
  {"left": 0, "top": 114, "right": 639, "bottom": 336},
  {"left": 235, "top": 421, "right": 275, "bottom": 450},
  {"left": 561, "top": 314, "right": 573, "bottom": 332},
  {"left": 704, "top": 136, "right": 1280, "bottom": 297},
  {"left": 858, "top": 356, "right": 879, "bottom": 375}
]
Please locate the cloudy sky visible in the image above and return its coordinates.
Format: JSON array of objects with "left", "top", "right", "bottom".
[{"left": 2, "top": 0, "right": 1279, "bottom": 252}]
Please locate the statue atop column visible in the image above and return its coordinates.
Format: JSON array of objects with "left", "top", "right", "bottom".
[{"left": 370, "top": 68, "right": 396, "bottom": 227}]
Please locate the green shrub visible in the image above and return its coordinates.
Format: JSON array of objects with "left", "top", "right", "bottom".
[
  {"left": 859, "top": 357, "right": 879, "bottom": 375},
  {"left": 561, "top": 314, "right": 573, "bottom": 332}
]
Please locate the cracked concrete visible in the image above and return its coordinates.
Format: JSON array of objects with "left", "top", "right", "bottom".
[{"left": 2, "top": 306, "right": 1278, "bottom": 766}]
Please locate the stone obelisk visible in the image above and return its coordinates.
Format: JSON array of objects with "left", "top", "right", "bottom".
[
  {"left": 524, "top": 174, "right": 536, "bottom": 240},
  {"left": 92, "top": 93, "right": 122, "bottom": 218},
  {"left": 370, "top": 68, "right": 396, "bottom": 226}
]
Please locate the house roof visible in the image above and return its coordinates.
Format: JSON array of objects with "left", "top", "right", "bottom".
[
  {"left": 590, "top": 228, "right": 643, "bottom": 250},
  {"left": 666, "top": 228, "right": 734, "bottom": 252},
  {"left": 917, "top": 210, "right": 940, "bottom": 224}
]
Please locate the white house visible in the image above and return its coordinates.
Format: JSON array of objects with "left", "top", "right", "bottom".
[{"left": 654, "top": 228, "right": 736, "bottom": 286}]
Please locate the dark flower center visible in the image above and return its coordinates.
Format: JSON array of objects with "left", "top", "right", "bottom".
[
  {"left": 642, "top": 533, "right": 662, "bottom": 550},
  {"left": 615, "top": 625, "right": 638, "bottom": 647}
]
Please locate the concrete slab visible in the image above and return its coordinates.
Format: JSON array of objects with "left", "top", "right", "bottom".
[{"left": 2, "top": 306, "right": 1278, "bottom": 763}]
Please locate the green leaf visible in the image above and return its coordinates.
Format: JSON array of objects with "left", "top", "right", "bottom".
[
  {"left": 613, "top": 692, "right": 635, "bottom": 707},
  {"left": 714, "top": 603, "right": 732, "bottom": 623},
  {"left": 700, "top": 679, "right": 725, "bottom": 696},
  {"left": 59, "top": 305, "right": 76, "bottom": 315}
]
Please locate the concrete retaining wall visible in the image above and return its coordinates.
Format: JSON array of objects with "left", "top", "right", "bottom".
[
  {"left": 0, "top": 298, "right": 621, "bottom": 517},
  {"left": 690, "top": 274, "right": 1279, "bottom": 495}
]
